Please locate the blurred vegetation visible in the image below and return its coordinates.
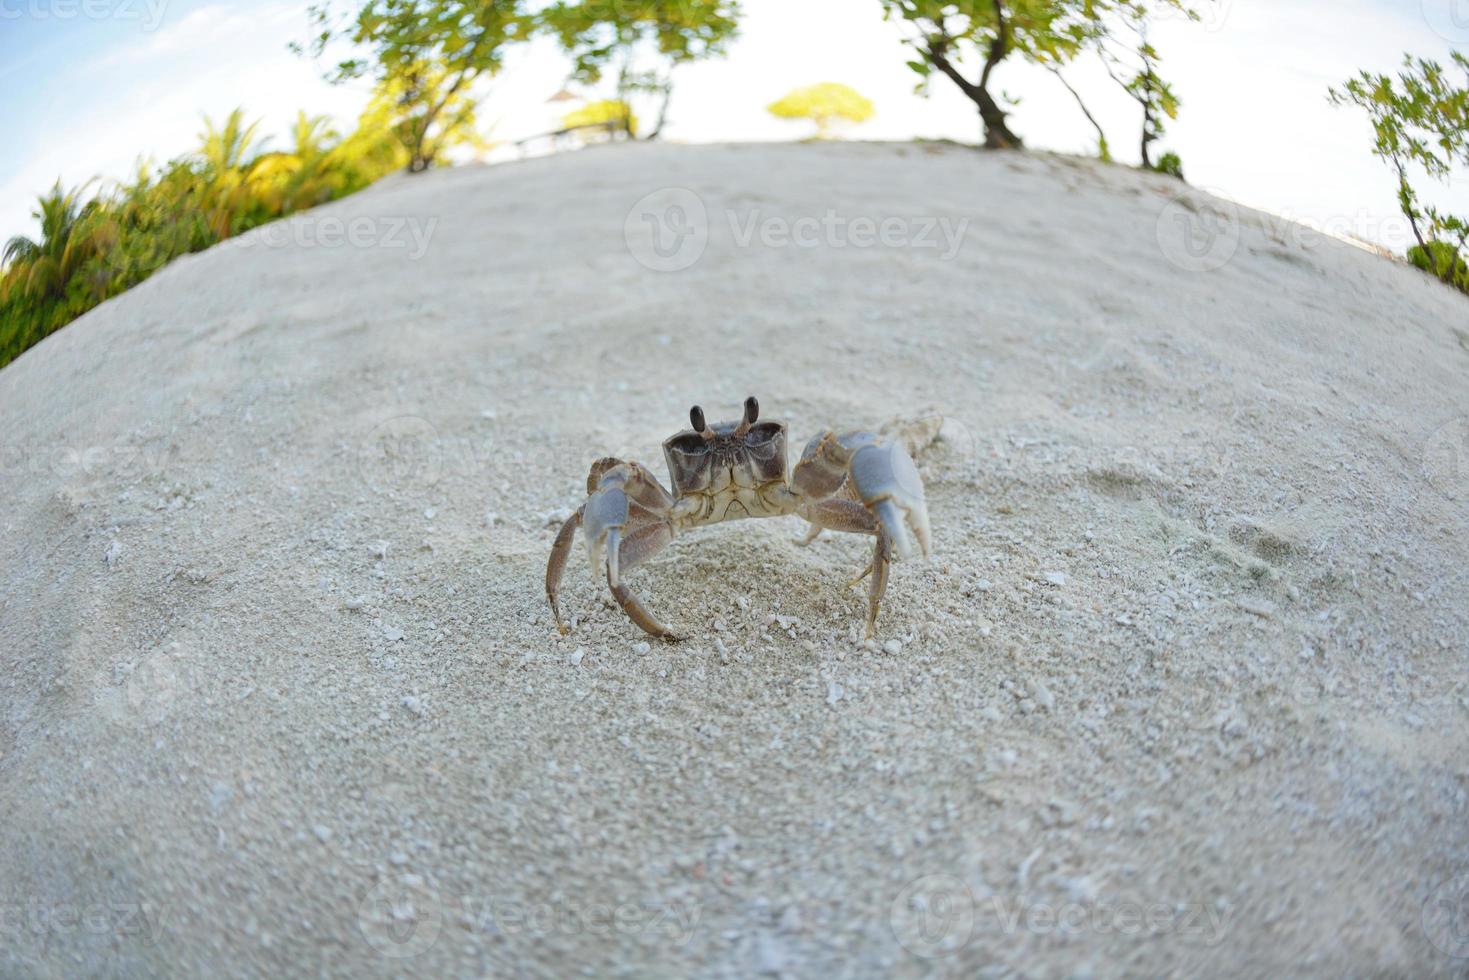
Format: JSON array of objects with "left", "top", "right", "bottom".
[
  {"left": 298, "top": 0, "right": 531, "bottom": 171},
  {"left": 0, "top": 104, "right": 407, "bottom": 367},
  {"left": 562, "top": 99, "right": 639, "bottom": 138},
  {"left": 3, "top": 1, "right": 742, "bottom": 368},
  {"left": 540, "top": 0, "right": 740, "bottom": 141},
  {"left": 1331, "top": 53, "right": 1469, "bottom": 294},
  {"left": 302, "top": 0, "right": 740, "bottom": 151},
  {"left": 17, "top": 0, "right": 1462, "bottom": 369},
  {"left": 881, "top": 0, "right": 1202, "bottom": 173},
  {"left": 768, "top": 83, "right": 875, "bottom": 139}
]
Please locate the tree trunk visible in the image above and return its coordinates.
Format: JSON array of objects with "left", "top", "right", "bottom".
[
  {"left": 976, "top": 0, "right": 1022, "bottom": 148},
  {"left": 976, "top": 87, "right": 1022, "bottom": 149},
  {"left": 645, "top": 81, "right": 674, "bottom": 141},
  {"left": 926, "top": 34, "right": 1023, "bottom": 150}
]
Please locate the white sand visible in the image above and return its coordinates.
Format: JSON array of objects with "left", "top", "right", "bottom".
[{"left": 2, "top": 142, "right": 1468, "bottom": 977}]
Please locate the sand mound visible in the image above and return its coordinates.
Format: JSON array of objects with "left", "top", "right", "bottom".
[{"left": 2, "top": 142, "right": 1467, "bottom": 977}]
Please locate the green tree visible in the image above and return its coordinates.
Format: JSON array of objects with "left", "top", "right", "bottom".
[
  {"left": 767, "top": 83, "right": 875, "bottom": 139},
  {"left": 883, "top": 0, "right": 1198, "bottom": 158},
  {"left": 196, "top": 109, "right": 273, "bottom": 237},
  {"left": 299, "top": 0, "right": 533, "bottom": 171},
  {"left": 1330, "top": 53, "right": 1469, "bottom": 292},
  {"left": 562, "top": 98, "right": 639, "bottom": 138},
  {"left": 1089, "top": 1, "right": 1190, "bottom": 171},
  {"left": 264, "top": 112, "right": 346, "bottom": 212},
  {"left": 2, "top": 182, "right": 106, "bottom": 304},
  {"left": 881, "top": 0, "right": 1093, "bottom": 149},
  {"left": 540, "top": 0, "right": 740, "bottom": 141},
  {"left": 1, "top": 99, "right": 412, "bottom": 368}
]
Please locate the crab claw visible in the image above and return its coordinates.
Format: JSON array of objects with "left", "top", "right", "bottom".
[
  {"left": 561, "top": 461, "right": 682, "bottom": 641},
  {"left": 851, "top": 440, "right": 931, "bottom": 561},
  {"left": 583, "top": 482, "right": 630, "bottom": 585}
]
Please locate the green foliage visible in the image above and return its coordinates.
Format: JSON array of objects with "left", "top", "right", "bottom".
[
  {"left": 0, "top": 105, "right": 404, "bottom": 368},
  {"left": 1330, "top": 52, "right": 1469, "bottom": 293},
  {"left": 1154, "top": 150, "right": 1184, "bottom": 179},
  {"left": 1409, "top": 241, "right": 1469, "bottom": 292},
  {"left": 883, "top": 0, "right": 1198, "bottom": 159},
  {"left": 303, "top": 1, "right": 739, "bottom": 154},
  {"left": 1095, "top": 2, "right": 1189, "bottom": 169},
  {"left": 767, "top": 83, "right": 875, "bottom": 138},
  {"left": 880, "top": 0, "right": 1096, "bottom": 148},
  {"left": 539, "top": 0, "right": 740, "bottom": 141},
  {"left": 562, "top": 99, "right": 639, "bottom": 137},
  {"left": 541, "top": 0, "right": 739, "bottom": 84},
  {"left": 300, "top": 0, "right": 533, "bottom": 170}
]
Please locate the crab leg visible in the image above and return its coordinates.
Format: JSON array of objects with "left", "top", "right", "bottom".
[
  {"left": 795, "top": 494, "right": 898, "bottom": 636},
  {"left": 865, "top": 528, "right": 892, "bottom": 639},
  {"left": 546, "top": 508, "right": 583, "bottom": 634},
  {"left": 790, "top": 429, "right": 931, "bottom": 637},
  {"left": 547, "top": 458, "right": 681, "bottom": 641}
]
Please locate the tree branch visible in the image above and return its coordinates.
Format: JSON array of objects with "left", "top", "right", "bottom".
[{"left": 1046, "top": 65, "right": 1108, "bottom": 154}]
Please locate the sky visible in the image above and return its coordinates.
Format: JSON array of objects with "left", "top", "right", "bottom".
[{"left": 2, "top": 0, "right": 1467, "bottom": 254}]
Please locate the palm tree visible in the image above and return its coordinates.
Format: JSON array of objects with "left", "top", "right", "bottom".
[
  {"left": 257, "top": 111, "right": 344, "bottom": 212},
  {"left": 199, "top": 108, "right": 264, "bottom": 178},
  {"left": 2, "top": 181, "right": 104, "bottom": 302},
  {"left": 196, "top": 109, "right": 270, "bottom": 238}
]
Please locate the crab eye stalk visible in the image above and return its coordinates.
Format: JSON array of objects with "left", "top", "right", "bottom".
[
  {"left": 689, "top": 405, "right": 706, "bottom": 433},
  {"left": 743, "top": 396, "right": 759, "bottom": 425}
]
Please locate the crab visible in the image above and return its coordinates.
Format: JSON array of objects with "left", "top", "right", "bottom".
[{"left": 545, "top": 396, "right": 932, "bottom": 641}]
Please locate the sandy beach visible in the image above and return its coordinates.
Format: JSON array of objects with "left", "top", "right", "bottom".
[{"left": 2, "top": 141, "right": 1467, "bottom": 977}]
